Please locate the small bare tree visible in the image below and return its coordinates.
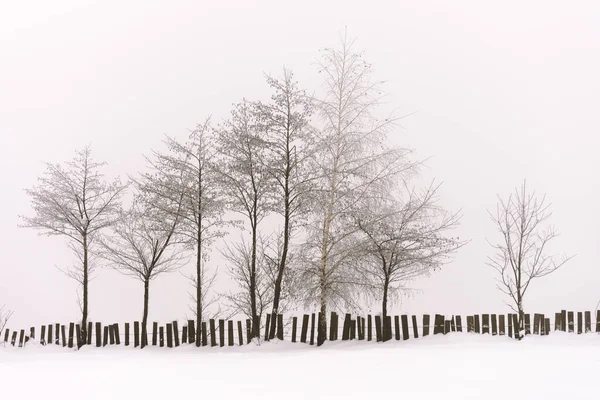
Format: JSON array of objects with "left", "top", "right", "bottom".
[
  {"left": 100, "top": 152, "right": 188, "bottom": 348},
  {"left": 488, "top": 180, "right": 573, "bottom": 337},
  {"left": 216, "top": 100, "right": 275, "bottom": 340},
  {"left": 20, "top": 146, "right": 126, "bottom": 346},
  {"left": 0, "top": 305, "right": 14, "bottom": 342},
  {"left": 152, "top": 118, "right": 227, "bottom": 346},
  {"left": 355, "top": 182, "right": 464, "bottom": 318},
  {"left": 255, "top": 68, "right": 315, "bottom": 339}
]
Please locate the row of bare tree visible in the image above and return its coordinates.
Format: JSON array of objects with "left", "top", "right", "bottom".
[{"left": 14, "top": 34, "right": 571, "bottom": 346}]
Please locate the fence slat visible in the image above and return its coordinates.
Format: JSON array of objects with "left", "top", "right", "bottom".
[
  {"left": 577, "top": 312, "right": 583, "bottom": 334},
  {"left": 188, "top": 320, "right": 195, "bottom": 345},
  {"left": 264, "top": 314, "right": 271, "bottom": 341},
  {"left": 228, "top": 320, "right": 234, "bottom": 346},
  {"left": 498, "top": 314, "right": 505, "bottom": 335},
  {"left": 411, "top": 316, "right": 419, "bottom": 339},
  {"left": 395, "top": 316, "right": 401, "bottom": 340},
  {"left": 491, "top": 314, "right": 498, "bottom": 335},
  {"left": 238, "top": 321, "right": 244, "bottom": 345},
  {"left": 40, "top": 325, "right": 46, "bottom": 345},
  {"left": 114, "top": 324, "right": 120, "bottom": 345},
  {"left": 401, "top": 315, "right": 409, "bottom": 340},
  {"left": 219, "top": 319, "right": 224, "bottom": 347},
  {"left": 134, "top": 322, "right": 140, "bottom": 347},
  {"left": 474, "top": 315, "right": 481, "bottom": 334},
  {"left": 292, "top": 317, "right": 297, "bottom": 343},
  {"left": 524, "top": 314, "right": 531, "bottom": 335},
  {"left": 55, "top": 323, "right": 60, "bottom": 345},
  {"left": 374, "top": 315, "right": 382, "bottom": 342},
  {"left": 102, "top": 326, "right": 108, "bottom": 347},
  {"left": 508, "top": 314, "right": 513, "bottom": 338},
  {"left": 277, "top": 314, "right": 284, "bottom": 340},
  {"left": 160, "top": 326, "right": 164, "bottom": 347},
  {"left": 182, "top": 326, "right": 187, "bottom": 344},
  {"left": 173, "top": 321, "right": 180, "bottom": 347},
  {"left": 11, "top": 331, "right": 17, "bottom": 346},
  {"left": 568, "top": 312, "right": 574, "bottom": 332},
  {"left": 423, "top": 315, "right": 430, "bottom": 336},
  {"left": 202, "top": 322, "right": 208, "bottom": 346},
  {"left": 47, "top": 325, "right": 53, "bottom": 345},
  {"left": 383, "top": 316, "right": 392, "bottom": 341},
  {"left": 209, "top": 319, "right": 217, "bottom": 347},
  {"left": 68, "top": 323, "right": 75, "bottom": 348},
  {"left": 466, "top": 316, "right": 474, "bottom": 333},
  {"left": 76, "top": 325, "right": 81, "bottom": 348},
  {"left": 544, "top": 318, "right": 551, "bottom": 336},
  {"left": 482, "top": 314, "right": 490, "bottom": 334},
  {"left": 95, "top": 323, "right": 101, "bottom": 347},
  {"left": 109, "top": 324, "right": 115, "bottom": 345},
  {"left": 450, "top": 316, "right": 456, "bottom": 332},
  {"left": 125, "top": 323, "right": 130, "bottom": 346},
  {"left": 3, "top": 328, "right": 9, "bottom": 344},
  {"left": 456, "top": 315, "right": 463, "bottom": 333},
  {"left": 342, "top": 313, "right": 351, "bottom": 341},
  {"left": 309, "top": 313, "right": 315, "bottom": 346},
  {"left": 329, "top": 312, "right": 337, "bottom": 341},
  {"left": 596, "top": 311, "right": 600, "bottom": 333},
  {"left": 62, "top": 325, "right": 67, "bottom": 347},
  {"left": 152, "top": 322, "right": 157, "bottom": 346},
  {"left": 19, "top": 329, "right": 25, "bottom": 347},
  {"left": 444, "top": 320, "right": 451, "bottom": 334},
  {"left": 367, "top": 315, "right": 372, "bottom": 341}
]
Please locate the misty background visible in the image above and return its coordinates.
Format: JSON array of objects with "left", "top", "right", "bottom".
[{"left": 1, "top": 0, "right": 598, "bottom": 328}]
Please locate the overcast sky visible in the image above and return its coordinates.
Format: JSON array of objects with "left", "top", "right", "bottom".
[{"left": 1, "top": 0, "right": 599, "bottom": 328}]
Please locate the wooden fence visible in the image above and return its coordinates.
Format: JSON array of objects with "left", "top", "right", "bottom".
[{"left": 2, "top": 310, "right": 599, "bottom": 349}]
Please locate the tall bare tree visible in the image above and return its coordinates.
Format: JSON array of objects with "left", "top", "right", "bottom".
[
  {"left": 19, "top": 146, "right": 126, "bottom": 346},
  {"left": 487, "top": 180, "right": 573, "bottom": 337},
  {"left": 301, "top": 33, "right": 417, "bottom": 345},
  {"left": 217, "top": 100, "right": 274, "bottom": 339},
  {"left": 255, "top": 69, "right": 314, "bottom": 339},
  {"left": 152, "top": 119, "right": 227, "bottom": 346},
  {"left": 355, "top": 182, "right": 464, "bottom": 318},
  {"left": 0, "top": 305, "right": 14, "bottom": 342},
  {"left": 100, "top": 152, "right": 188, "bottom": 348}
]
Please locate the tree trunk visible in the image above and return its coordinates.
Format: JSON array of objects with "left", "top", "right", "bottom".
[
  {"left": 249, "top": 217, "right": 259, "bottom": 340},
  {"left": 196, "top": 216, "right": 202, "bottom": 347},
  {"left": 141, "top": 277, "right": 150, "bottom": 348},
  {"left": 80, "top": 233, "right": 89, "bottom": 347},
  {"left": 382, "top": 274, "right": 389, "bottom": 319}
]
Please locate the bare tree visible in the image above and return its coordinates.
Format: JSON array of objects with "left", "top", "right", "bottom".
[
  {"left": 19, "top": 146, "right": 126, "bottom": 346},
  {"left": 301, "top": 32, "right": 417, "bottom": 345},
  {"left": 487, "top": 180, "right": 573, "bottom": 337},
  {"left": 355, "top": 182, "right": 464, "bottom": 318},
  {"left": 182, "top": 265, "right": 222, "bottom": 324},
  {"left": 216, "top": 100, "right": 274, "bottom": 339},
  {"left": 0, "top": 305, "right": 14, "bottom": 342},
  {"left": 152, "top": 119, "right": 227, "bottom": 346},
  {"left": 255, "top": 68, "right": 315, "bottom": 339},
  {"left": 100, "top": 153, "right": 188, "bottom": 348}
]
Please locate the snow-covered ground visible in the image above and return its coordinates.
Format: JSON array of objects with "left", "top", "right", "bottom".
[{"left": 2, "top": 333, "right": 599, "bottom": 399}]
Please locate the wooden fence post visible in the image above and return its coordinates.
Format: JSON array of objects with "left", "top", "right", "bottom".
[
  {"left": 508, "top": 314, "right": 513, "bottom": 338},
  {"left": 19, "top": 329, "right": 25, "bottom": 347},
  {"left": 560, "top": 310, "right": 566, "bottom": 331},
  {"left": 209, "top": 319, "right": 217, "bottom": 347},
  {"left": 264, "top": 314, "right": 271, "bottom": 341},
  {"left": 568, "top": 311, "right": 574, "bottom": 332},
  {"left": 202, "top": 322, "right": 208, "bottom": 346},
  {"left": 11, "top": 331, "right": 17, "bottom": 346},
  {"left": 300, "top": 315, "right": 309, "bottom": 343},
  {"left": 342, "top": 313, "right": 351, "bottom": 340},
  {"left": 182, "top": 326, "right": 187, "bottom": 344},
  {"left": 173, "top": 321, "right": 180, "bottom": 347},
  {"left": 109, "top": 324, "right": 115, "bottom": 345},
  {"left": 102, "top": 326, "right": 108, "bottom": 347},
  {"left": 456, "top": 315, "right": 463, "bottom": 332},
  {"left": 524, "top": 314, "right": 531, "bottom": 335},
  {"left": 383, "top": 316, "right": 392, "bottom": 341},
  {"left": 228, "top": 320, "right": 234, "bottom": 346},
  {"left": 474, "top": 315, "right": 481, "bottom": 334},
  {"left": 152, "top": 322, "right": 158, "bottom": 346},
  {"left": 450, "top": 316, "right": 456, "bottom": 332},
  {"left": 482, "top": 314, "right": 490, "bottom": 334},
  {"left": 491, "top": 314, "right": 498, "bottom": 335},
  {"left": 401, "top": 315, "right": 409, "bottom": 340},
  {"left": 423, "top": 315, "right": 430, "bottom": 336},
  {"left": 55, "top": 323, "right": 60, "bottom": 345},
  {"left": 544, "top": 318, "right": 551, "bottom": 335},
  {"left": 367, "top": 315, "right": 372, "bottom": 341},
  {"left": 76, "top": 325, "right": 81, "bottom": 348},
  {"left": 95, "top": 322, "right": 101, "bottom": 347},
  {"left": 114, "top": 324, "right": 120, "bottom": 345},
  {"left": 277, "top": 314, "right": 284, "bottom": 340},
  {"left": 309, "top": 313, "right": 316, "bottom": 345},
  {"left": 466, "top": 316, "right": 474, "bottom": 333},
  {"left": 47, "top": 324, "right": 53, "bottom": 345},
  {"left": 554, "top": 313, "right": 561, "bottom": 331},
  {"left": 125, "top": 323, "right": 130, "bottom": 346},
  {"left": 444, "top": 320, "right": 451, "bottom": 334},
  {"left": 62, "top": 325, "right": 67, "bottom": 347},
  {"left": 411, "top": 316, "right": 419, "bottom": 339},
  {"left": 160, "top": 326, "right": 164, "bottom": 347},
  {"left": 68, "top": 323, "right": 75, "bottom": 348},
  {"left": 329, "top": 312, "right": 337, "bottom": 341},
  {"left": 434, "top": 314, "right": 444, "bottom": 334},
  {"left": 577, "top": 312, "right": 583, "bottom": 334},
  {"left": 41, "top": 325, "right": 46, "bottom": 345},
  {"left": 374, "top": 315, "right": 382, "bottom": 342},
  {"left": 596, "top": 310, "right": 600, "bottom": 333},
  {"left": 3, "top": 328, "right": 9, "bottom": 344},
  {"left": 30, "top": 327, "right": 35, "bottom": 341},
  {"left": 134, "top": 321, "right": 140, "bottom": 347},
  {"left": 292, "top": 317, "right": 297, "bottom": 343},
  {"left": 188, "top": 320, "right": 195, "bottom": 345},
  {"left": 357, "top": 316, "right": 363, "bottom": 340},
  {"left": 237, "top": 321, "right": 244, "bottom": 345},
  {"left": 394, "top": 316, "right": 401, "bottom": 340}
]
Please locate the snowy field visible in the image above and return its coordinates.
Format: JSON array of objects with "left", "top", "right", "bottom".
[{"left": 2, "top": 333, "right": 599, "bottom": 399}]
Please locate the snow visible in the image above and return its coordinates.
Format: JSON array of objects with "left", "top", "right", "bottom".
[{"left": 2, "top": 333, "right": 600, "bottom": 399}]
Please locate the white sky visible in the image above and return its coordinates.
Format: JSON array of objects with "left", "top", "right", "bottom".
[{"left": 1, "top": 0, "right": 599, "bottom": 328}]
